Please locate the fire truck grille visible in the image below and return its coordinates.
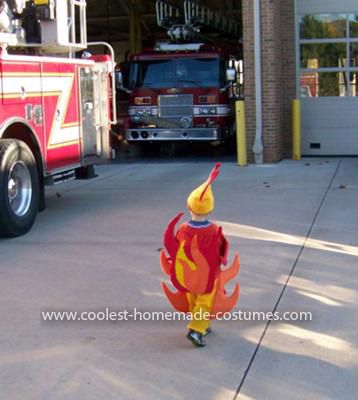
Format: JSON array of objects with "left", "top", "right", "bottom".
[{"left": 159, "top": 95, "right": 193, "bottom": 118}]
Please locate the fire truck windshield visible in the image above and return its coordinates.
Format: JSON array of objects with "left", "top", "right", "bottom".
[{"left": 130, "top": 57, "right": 224, "bottom": 89}]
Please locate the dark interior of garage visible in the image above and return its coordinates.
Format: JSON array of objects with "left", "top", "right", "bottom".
[{"left": 86, "top": 0, "right": 243, "bottom": 161}]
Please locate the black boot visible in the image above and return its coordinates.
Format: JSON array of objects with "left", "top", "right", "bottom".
[
  {"left": 186, "top": 330, "right": 206, "bottom": 347},
  {"left": 203, "top": 327, "right": 212, "bottom": 337}
]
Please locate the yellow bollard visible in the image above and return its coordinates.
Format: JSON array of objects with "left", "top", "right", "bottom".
[
  {"left": 235, "top": 101, "right": 247, "bottom": 166},
  {"left": 292, "top": 99, "right": 301, "bottom": 160}
]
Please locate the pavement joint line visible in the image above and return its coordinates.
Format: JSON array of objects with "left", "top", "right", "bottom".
[{"left": 233, "top": 159, "right": 343, "bottom": 400}]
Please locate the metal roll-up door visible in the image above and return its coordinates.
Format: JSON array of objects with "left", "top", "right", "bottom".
[{"left": 297, "top": 0, "right": 358, "bottom": 155}]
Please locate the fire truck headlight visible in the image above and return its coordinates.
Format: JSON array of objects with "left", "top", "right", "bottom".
[
  {"left": 198, "top": 107, "right": 217, "bottom": 115},
  {"left": 139, "top": 109, "right": 151, "bottom": 116},
  {"left": 217, "top": 106, "right": 231, "bottom": 115},
  {"left": 130, "top": 107, "right": 158, "bottom": 117},
  {"left": 209, "top": 107, "right": 217, "bottom": 115}
]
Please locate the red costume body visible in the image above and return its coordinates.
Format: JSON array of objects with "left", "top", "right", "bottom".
[{"left": 172, "top": 221, "right": 228, "bottom": 294}]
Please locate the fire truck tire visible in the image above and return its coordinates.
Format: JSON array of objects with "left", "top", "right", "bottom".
[{"left": 0, "top": 139, "right": 40, "bottom": 237}]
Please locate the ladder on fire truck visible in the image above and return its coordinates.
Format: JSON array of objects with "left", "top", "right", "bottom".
[
  {"left": 156, "top": 0, "right": 240, "bottom": 41},
  {"left": 0, "top": 0, "right": 87, "bottom": 52}
]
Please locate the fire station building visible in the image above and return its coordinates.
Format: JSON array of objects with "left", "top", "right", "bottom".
[{"left": 242, "top": 0, "right": 358, "bottom": 162}]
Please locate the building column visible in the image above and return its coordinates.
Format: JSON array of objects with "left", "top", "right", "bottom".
[{"left": 242, "top": 0, "right": 296, "bottom": 163}]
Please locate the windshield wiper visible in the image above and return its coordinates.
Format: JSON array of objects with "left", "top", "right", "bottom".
[{"left": 177, "top": 79, "right": 203, "bottom": 88}]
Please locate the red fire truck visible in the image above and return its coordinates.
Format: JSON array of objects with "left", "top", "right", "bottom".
[
  {"left": 0, "top": 0, "right": 116, "bottom": 237},
  {"left": 117, "top": 0, "right": 242, "bottom": 143}
]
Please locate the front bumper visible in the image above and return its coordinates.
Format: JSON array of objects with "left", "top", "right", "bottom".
[{"left": 125, "top": 128, "right": 224, "bottom": 142}]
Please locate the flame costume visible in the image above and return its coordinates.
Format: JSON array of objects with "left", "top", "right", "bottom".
[{"left": 160, "top": 163, "right": 240, "bottom": 336}]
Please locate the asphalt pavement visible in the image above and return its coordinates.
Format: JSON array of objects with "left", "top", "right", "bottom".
[{"left": 0, "top": 157, "right": 357, "bottom": 400}]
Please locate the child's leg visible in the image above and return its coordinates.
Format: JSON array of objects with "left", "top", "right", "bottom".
[{"left": 186, "top": 291, "right": 215, "bottom": 334}]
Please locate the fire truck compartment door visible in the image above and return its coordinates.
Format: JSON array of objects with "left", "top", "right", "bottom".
[{"left": 79, "top": 66, "right": 110, "bottom": 162}]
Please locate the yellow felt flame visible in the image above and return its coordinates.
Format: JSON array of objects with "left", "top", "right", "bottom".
[{"left": 175, "top": 241, "right": 197, "bottom": 287}]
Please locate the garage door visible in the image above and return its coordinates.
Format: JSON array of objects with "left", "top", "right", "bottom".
[{"left": 297, "top": 0, "right": 358, "bottom": 155}]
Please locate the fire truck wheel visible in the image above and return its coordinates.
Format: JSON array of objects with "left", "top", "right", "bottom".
[{"left": 0, "top": 139, "right": 40, "bottom": 237}]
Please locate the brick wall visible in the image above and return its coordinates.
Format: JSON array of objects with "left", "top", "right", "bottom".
[{"left": 242, "top": 0, "right": 296, "bottom": 163}]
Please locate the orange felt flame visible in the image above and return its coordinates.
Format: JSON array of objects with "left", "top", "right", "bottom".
[
  {"left": 211, "top": 254, "right": 240, "bottom": 316},
  {"left": 161, "top": 282, "right": 189, "bottom": 313},
  {"left": 160, "top": 250, "right": 172, "bottom": 276}
]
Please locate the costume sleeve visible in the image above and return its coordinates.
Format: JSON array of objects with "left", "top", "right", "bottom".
[
  {"left": 175, "top": 223, "right": 187, "bottom": 241},
  {"left": 220, "top": 229, "right": 229, "bottom": 266}
]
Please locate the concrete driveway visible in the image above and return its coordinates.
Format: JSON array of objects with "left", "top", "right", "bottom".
[{"left": 0, "top": 158, "right": 357, "bottom": 399}]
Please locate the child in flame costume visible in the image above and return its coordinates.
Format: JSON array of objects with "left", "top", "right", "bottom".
[{"left": 160, "top": 163, "right": 240, "bottom": 347}]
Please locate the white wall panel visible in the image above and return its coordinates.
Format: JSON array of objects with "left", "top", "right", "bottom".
[
  {"left": 297, "top": 0, "right": 358, "bottom": 14},
  {"left": 301, "top": 98, "right": 358, "bottom": 155}
]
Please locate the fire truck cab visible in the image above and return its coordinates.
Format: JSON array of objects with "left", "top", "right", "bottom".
[
  {"left": 118, "top": 0, "right": 242, "bottom": 143},
  {"left": 0, "top": 0, "right": 116, "bottom": 237}
]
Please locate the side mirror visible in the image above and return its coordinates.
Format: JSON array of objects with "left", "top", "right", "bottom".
[
  {"left": 115, "top": 71, "right": 124, "bottom": 90},
  {"left": 226, "top": 67, "right": 237, "bottom": 82}
]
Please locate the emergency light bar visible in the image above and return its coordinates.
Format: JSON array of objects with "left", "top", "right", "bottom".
[{"left": 155, "top": 42, "right": 203, "bottom": 52}]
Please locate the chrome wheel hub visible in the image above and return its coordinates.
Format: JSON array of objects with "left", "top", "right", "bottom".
[
  {"left": 7, "top": 161, "right": 32, "bottom": 217},
  {"left": 8, "top": 178, "right": 18, "bottom": 200}
]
